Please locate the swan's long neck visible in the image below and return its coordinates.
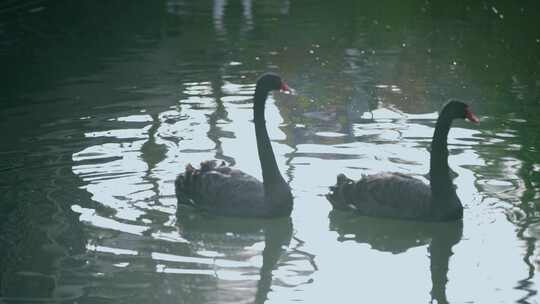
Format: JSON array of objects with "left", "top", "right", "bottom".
[
  {"left": 429, "top": 111, "right": 454, "bottom": 199},
  {"left": 254, "top": 88, "right": 285, "bottom": 190}
]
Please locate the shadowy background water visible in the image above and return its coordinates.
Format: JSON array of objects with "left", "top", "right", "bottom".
[{"left": 1, "top": 1, "right": 539, "bottom": 303}]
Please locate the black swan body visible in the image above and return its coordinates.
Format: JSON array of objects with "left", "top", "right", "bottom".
[
  {"left": 175, "top": 73, "right": 293, "bottom": 218},
  {"left": 326, "top": 100, "right": 479, "bottom": 221}
]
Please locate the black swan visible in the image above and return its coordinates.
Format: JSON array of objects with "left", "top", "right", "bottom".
[
  {"left": 175, "top": 73, "right": 293, "bottom": 218},
  {"left": 326, "top": 100, "right": 479, "bottom": 221}
]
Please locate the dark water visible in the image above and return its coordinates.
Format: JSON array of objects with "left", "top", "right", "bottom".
[{"left": 1, "top": 1, "right": 539, "bottom": 303}]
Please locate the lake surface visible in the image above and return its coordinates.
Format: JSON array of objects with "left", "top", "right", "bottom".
[{"left": 1, "top": 1, "right": 539, "bottom": 303}]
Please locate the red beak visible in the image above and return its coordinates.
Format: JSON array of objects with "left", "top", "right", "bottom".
[
  {"left": 465, "top": 107, "right": 480, "bottom": 123},
  {"left": 280, "top": 81, "right": 291, "bottom": 93}
]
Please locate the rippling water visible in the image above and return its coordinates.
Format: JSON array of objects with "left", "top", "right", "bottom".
[{"left": 1, "top": 1, "right": 539, "bottom": 303}]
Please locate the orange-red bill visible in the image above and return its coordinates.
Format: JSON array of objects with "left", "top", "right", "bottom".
[
  {"left": 280, "top": 81, "right": 291, "bottom": 93},
  {"left": 465, "top": 107, "right": 480, "bottom": 123}
]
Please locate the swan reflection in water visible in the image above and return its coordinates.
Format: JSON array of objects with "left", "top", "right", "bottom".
[
  {"left": 329, "top": 211, "right": 463, "bottom": 304},
  {"left": 177, "top": 211, "right": 316, "bottom": 303}
]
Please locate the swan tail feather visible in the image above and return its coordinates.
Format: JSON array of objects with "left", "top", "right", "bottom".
[
  {"left": 326, "top": 174, "right": 357, "bottom": 211},
  {"left": 175, "top": 162, "right": 204, "bottom": 208},
  {"left": 175, "top": 160, "right": 234, "bottom": 210}
]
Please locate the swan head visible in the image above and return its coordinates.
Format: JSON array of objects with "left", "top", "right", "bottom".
[
  {"left": 257, "top": 73, "right": 291, "bottom": 94},
  {"left": 443, "top": 100, "right": 480, "bottom": 123}
]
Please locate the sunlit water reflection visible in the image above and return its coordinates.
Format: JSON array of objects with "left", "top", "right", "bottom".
[
  {"left": 1, "top": 1, "right": 539, "bottom": 303},
  {"left": 66, "top": 78, "right": 537, "bottom": 303},
  {"left": 69, "top": 80, "right": 314, "bottom": 303}
]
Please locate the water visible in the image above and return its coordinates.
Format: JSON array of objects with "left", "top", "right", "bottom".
[{"left": 1, "top": 1, "right": 539, "bottom": 303}]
